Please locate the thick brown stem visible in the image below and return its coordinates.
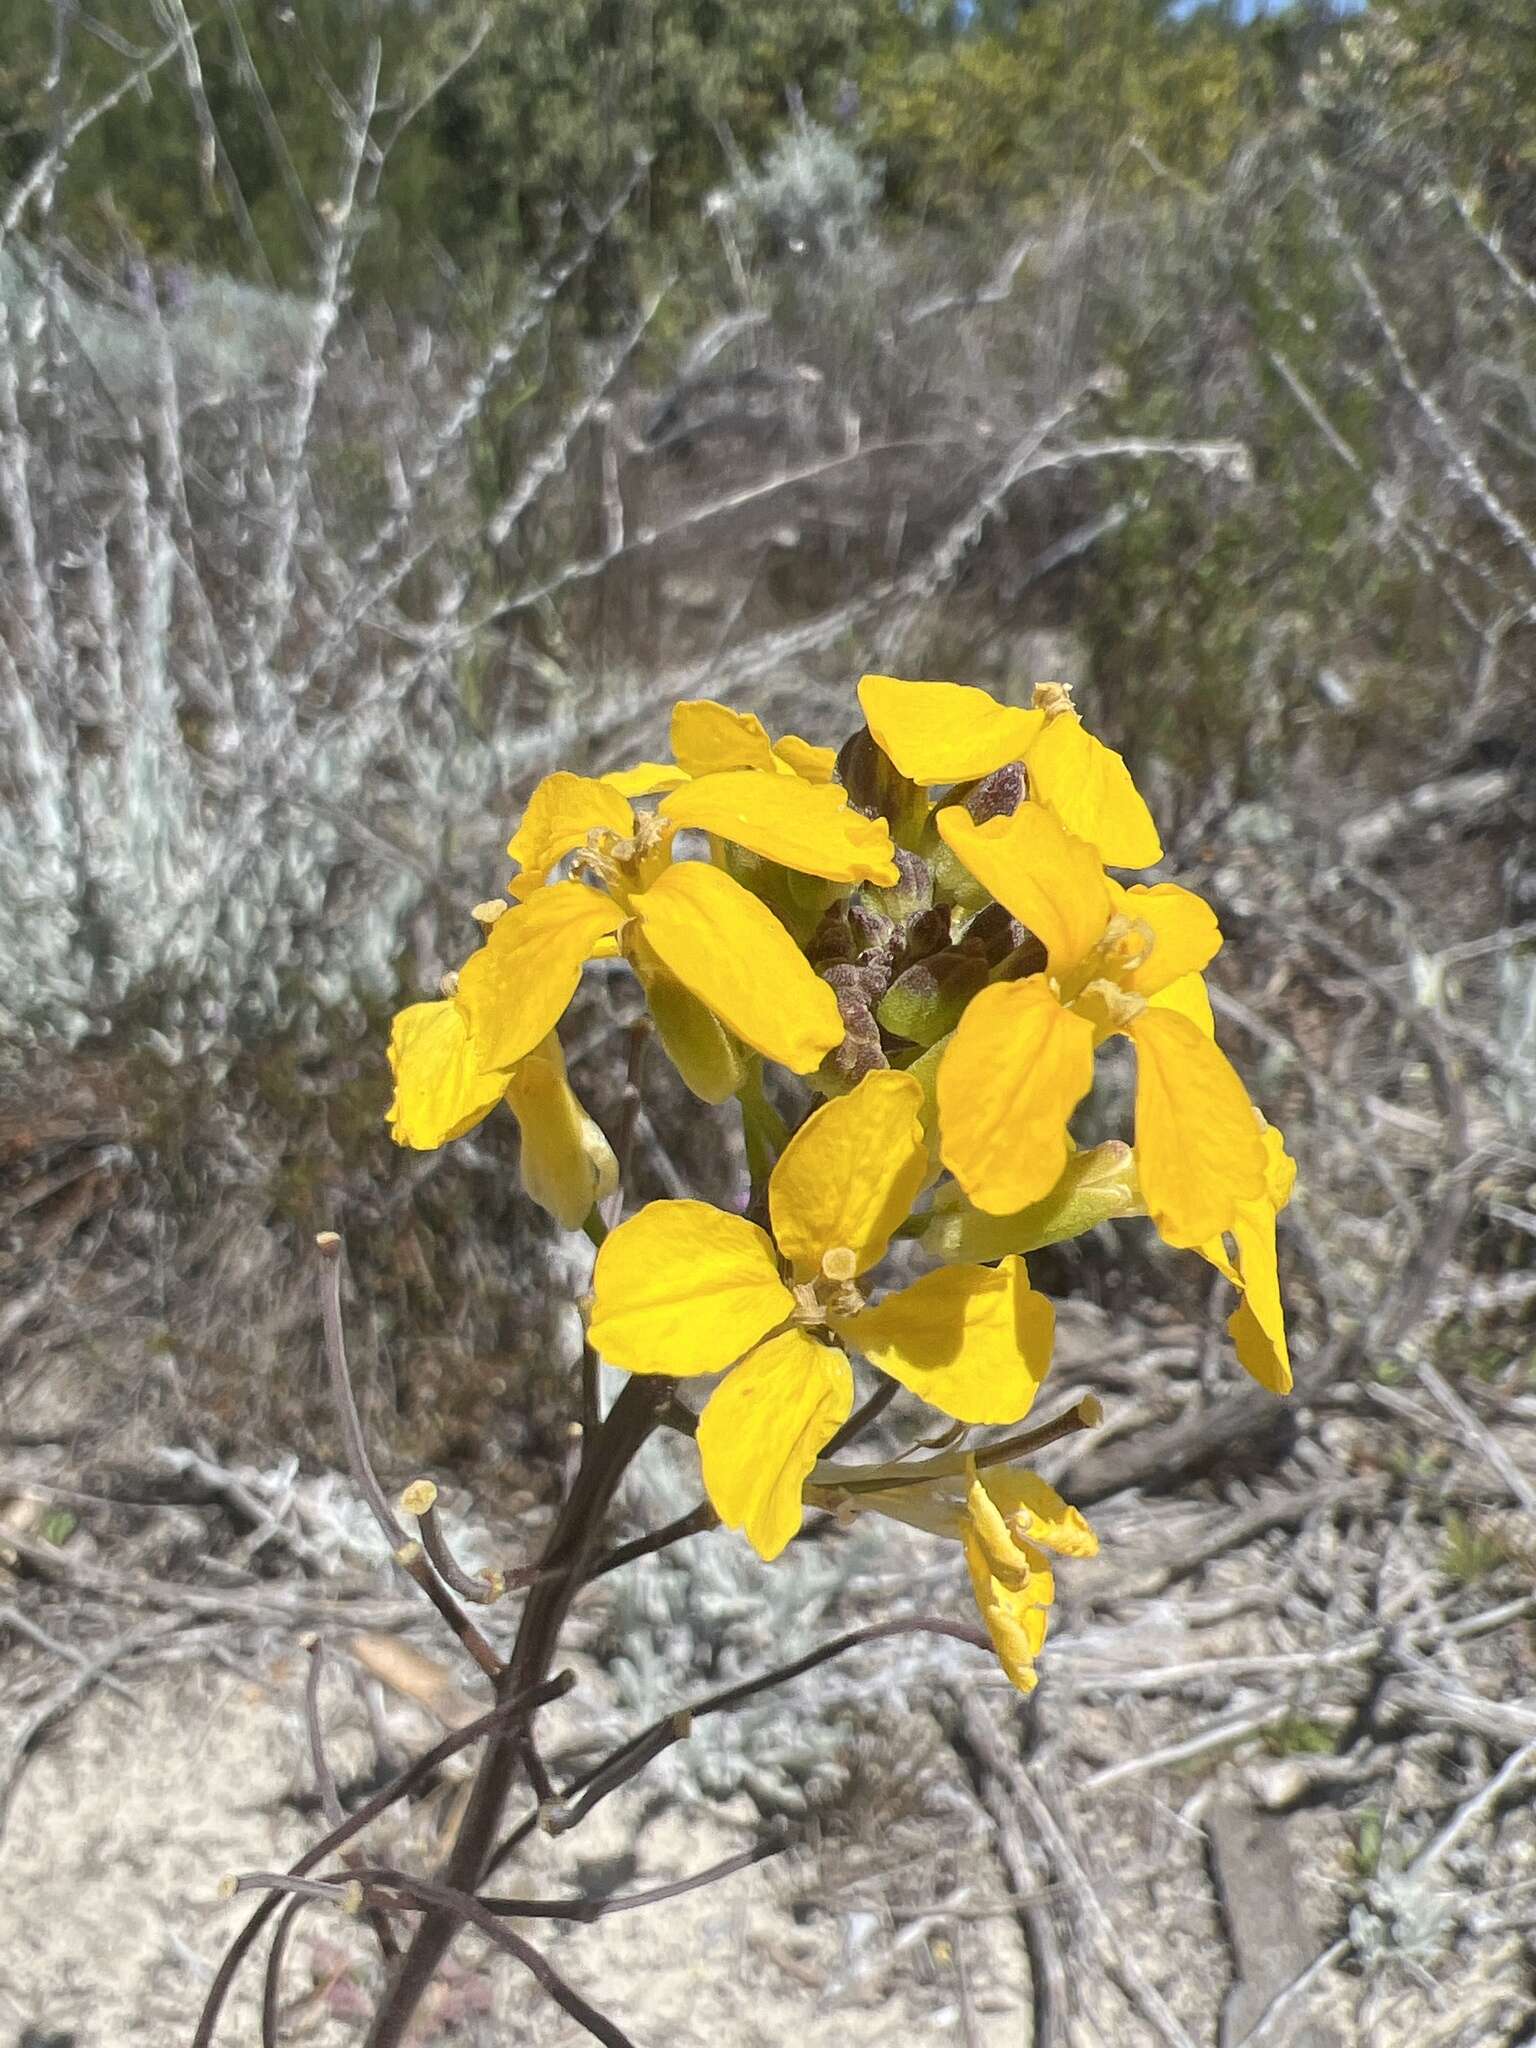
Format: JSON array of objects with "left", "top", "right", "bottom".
[{"left": 362, "top": 1374, "right": 669, "bottom": 2048}]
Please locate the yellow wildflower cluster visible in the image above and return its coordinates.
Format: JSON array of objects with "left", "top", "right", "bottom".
[{"left": 387, "top": 677, "right": 1295, "bottom": 1693}]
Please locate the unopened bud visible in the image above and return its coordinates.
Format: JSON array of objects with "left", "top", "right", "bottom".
[
  {"left": 869, "top": 847, "right": 933, "bottom": 923},
  {"left": 875, "top": 948, "right": 988, "bottom": 1048},
  {"left": 900, "top": 903, "right": 952, "bottom": 966},
  {"left": 962, "top": 761, "right": 1027, "bottom": 825},
  {"left": 835, "top": 726, "right": 930, "bottom": 848}
]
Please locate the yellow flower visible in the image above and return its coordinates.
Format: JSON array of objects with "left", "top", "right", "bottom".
[
  {"left": 460, "top": 760, "right": 897, "bottom": 1092},
  {"left": 807, "top": 1452, "right": 1097, "bottom": 1695},
  {"left": 591, "top": 698, "right": 839, "bottom": 804},
  {"left": 857, "top": 672, "right": 1162, "bottom": 869},
  {"left": 387, "top": 1004, "right": 617, "bottom": 1230},
  {"left": 934, "top": 799, "right": 1268, "bottom": 1244},
  {"left": 587, "top": 1070, "right": 1057, "bottom": 1559}
]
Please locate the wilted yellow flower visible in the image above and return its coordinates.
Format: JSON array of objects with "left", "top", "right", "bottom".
[
  {"left": 455, "top": 756, "right": 897, "bottom": 1094},
  {"left": 587, "top": 1071, "right": 1057, "bottom": 1559},
  {"left": 807, "top": 1452, "right": 1097, "bottom": 1694},
  {"left": 387, "top": 1004, "right": 616, "bottom": 1229},
  {"left": 857, "top": 673, "right": 1162, "bottom": 868},
  {"left": 933, "top": 799, "right": 1268, "bottom": 1245}
]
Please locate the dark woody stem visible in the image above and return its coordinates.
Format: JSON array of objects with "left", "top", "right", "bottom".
[{"left": 361, "top": 1373, "right": 672, "bottom": 2048}]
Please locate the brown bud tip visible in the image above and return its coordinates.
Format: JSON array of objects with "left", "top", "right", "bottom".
[
  {"left": 671, "top": 1709, "right": 695, "bottom": 1738},
  {"left": 963, "top": 761, "right": 1027, "bottom": 825},
  {"left": 399, "top": 1480, "right": 438, "bottom": 1517},
  {"left": 315, "top": 1231, "right": 341, "bottom": 1254},
  {"left": 1077, "top": 1393, "right": 1105, "bottom": 1429},
  {"left": 216, "top": 1875, "right": 239, "bottom": 1901},
  {"left": 538, "top": 1801, "right": 568, "bottom": 1836}
]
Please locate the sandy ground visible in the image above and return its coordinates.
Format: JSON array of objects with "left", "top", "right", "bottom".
[{"left": 2, "top": 1648, "right": 1030, "bottom": 2047}]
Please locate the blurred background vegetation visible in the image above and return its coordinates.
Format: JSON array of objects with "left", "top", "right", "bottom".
[{"left": 2, "top": 0, "right": 1533, "bottom": 1483}]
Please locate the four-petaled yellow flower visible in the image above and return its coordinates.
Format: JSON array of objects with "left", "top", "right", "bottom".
[
  {"left": 587, "top": 1070, "right": 1057, "bottom": 1559},
  {"left": 457, "top": 749, "right": 896, "bottom": 1100},
  {"left": 933, "top": 797, "right": 1268, "bottom": 1245},
  {"left": 807, "top": 1452, "right": 1098, "bottom": 1695}
]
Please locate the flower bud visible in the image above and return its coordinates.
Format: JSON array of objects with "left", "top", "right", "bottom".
[
  {"left": 816, "top": 969, "right": 888, "bottom": 1091},
  {"left": 918, "top": 1142, "right": 1142, "bottom": 1263},
  {"left": 961, "top": 761, "right": 1026, "bottom": 826},
  {"left": 869, "top": 847, "right": 933, "bottom": 924},
  {"left": 836, "top": 726, "right": 931, "bottom": 848},
  {"left": 875, "top": 946, "right": 989, "bottom": 1049},
  {"left": 899, "top": 903, "right": 953, "bottom": 967},
  {"left": 916, "top": 815, "right": 989, "bottom": 914}
]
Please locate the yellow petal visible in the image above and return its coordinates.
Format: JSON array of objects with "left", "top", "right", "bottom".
[
  {"left": 918, "top": 1141, "right": 1140, "bottom": 1263},
  {"left": 1129, "top": 1006, "right": 1268, "bottom": 1247},
  {"left": 386, "top": 1000, "right": 508, "bottom": 1150},
  {"left": 839, "top": 1256, "right": 1054, "bottom": 1424},
  {"left": 1260, "top": 1120, "right": 1298, "bottom": 1211},
  {"left": 1024, "top": 711, "right": 1162, "bottom": 868},
  {"left": 670, "top": 699, "right": 778, "bottom": 778},
  {"left": 937, "top": 979, "right": 1097, "bottom": 1214},
  {"left": 1146, "top": 970, "right": 1216, "bottom": 1036},
  {"left": 697, "top": 1330, "right": 854, "bottom": 1560},
  {"left": 937, "top": 803, "right": 1111, "bottom": 975},
  {"left": 457, "top": 882, "right": 625, "bottom": 1072},
  {"left": 587, "top": 1199, "right": 792, "bottom": 1376},
  {"left": 627, "top": 929, "right": 744, "bottom": 1105},
  {"left": 506, "top": 773, "right": 634, "bottom": 901},
  {"left": 1228, "top": 1193, "right": 1292, "bottom": 1394},
  {"left": 1109, "top": 882, "right": 1221, "bottom": 996},
  {"left": 963, "top": 1523, "right": 1051, "bottom": 1694},
  {"left": 768, "top": 1070, "right": 928, "bottom": 1281},
  {"left": 858, "top": 674, "right": 1045, "bottom": 784},
  {"left": 631, "top": 860, "right": 844, "bottom": 1073},
  {"left": 504, "top": 1035, "right": 618, "bottom": 1230},
  {"left": 1198, "top": 1125, "right": 1295, "bottom": 1394},
  {"left": 979, "top": 1467, "right": 1098, "bottom": 1559},
  {"left": 603, "top": 762, "right": 690, "bottom": 798},
  {"left": 772, "top": 733, "right": 838, "bottom": 782},
  {"left": 662, "top": 771, "right": 898, "bottom": 885}
]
